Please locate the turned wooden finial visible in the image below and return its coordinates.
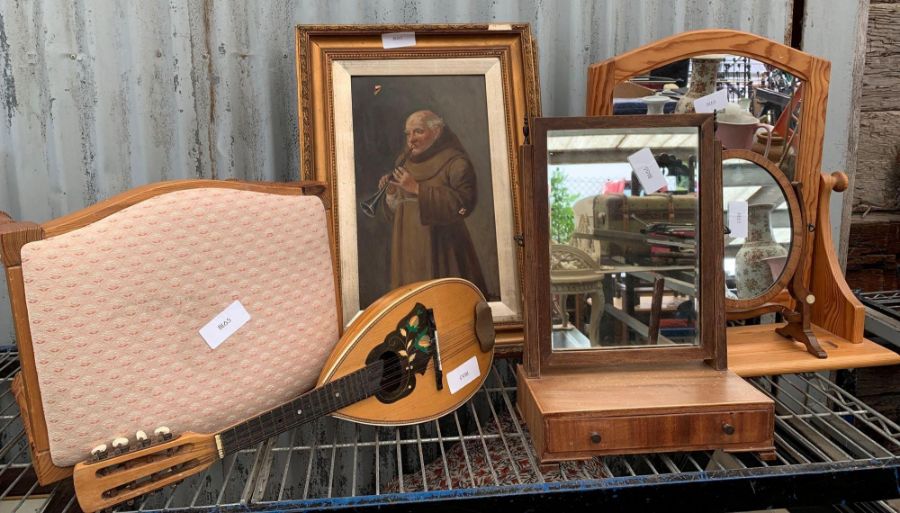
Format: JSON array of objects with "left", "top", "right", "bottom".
[{"left": 829, "top": 171, "right": 849, "bottom": 192}]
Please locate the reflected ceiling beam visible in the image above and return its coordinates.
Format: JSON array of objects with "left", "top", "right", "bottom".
[{"left": 549, "top": 149, "right": 696, "bottom": 165}]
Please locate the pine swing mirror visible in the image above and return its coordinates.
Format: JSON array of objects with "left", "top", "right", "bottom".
[{"left": 586, "top": 29, "right": 829, "bottom": 303}]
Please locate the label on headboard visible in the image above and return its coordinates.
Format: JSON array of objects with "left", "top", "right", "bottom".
[{"left": 199, "top": 300, "right": 251, "bottom": 349}]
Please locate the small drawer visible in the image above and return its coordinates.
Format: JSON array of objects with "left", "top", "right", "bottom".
[{"left": 546, "top": 409, "right": 772, "bottom": 454}]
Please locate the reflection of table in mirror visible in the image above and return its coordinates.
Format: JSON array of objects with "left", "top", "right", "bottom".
[{"left": 551, "top": 261, "right": 696, "bottom": 348}]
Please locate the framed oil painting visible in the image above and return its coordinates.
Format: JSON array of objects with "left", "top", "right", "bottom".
[{"left": 296, "top": 24, "right": 541, "bottom": 334}]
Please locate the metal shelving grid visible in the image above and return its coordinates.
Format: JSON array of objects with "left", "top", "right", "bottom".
[
  {"left": 858, "top": 290, "right": 900, "bottom": 347},
  {"left": 859, "top": 291, "right": 900, "bottom": 321},
  {"left": 1, "top": 353, "right": 899, "bottom": 513}
]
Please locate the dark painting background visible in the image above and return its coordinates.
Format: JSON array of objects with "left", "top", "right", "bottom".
[{"left": 351, "top": 75, "right": 501, "bottom": 308}]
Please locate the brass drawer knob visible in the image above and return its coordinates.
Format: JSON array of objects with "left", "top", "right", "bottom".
[
  {"left": 722, "top": 423, "right": 735, "bottom": 435},
  {"left": 590, "top": 432, "right": 602, "bottom": 444}
]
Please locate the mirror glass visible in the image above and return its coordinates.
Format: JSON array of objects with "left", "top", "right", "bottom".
[
  {"left": 547, "top": 126, "right": 700, "bottom": 350},
  {"left": 722, "top": 157, "right": 792, "bottom": 300},
  {"left": 614, "top": 55, "right": 801, "bottom": 179}
]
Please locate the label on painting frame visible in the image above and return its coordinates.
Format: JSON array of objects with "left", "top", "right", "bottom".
[{"left": 382, "top": 32, "right": 416, "bottom": 49}]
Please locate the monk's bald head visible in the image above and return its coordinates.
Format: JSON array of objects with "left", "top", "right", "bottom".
[
  {"left": 406, "top": 110, "right": 445, "bottom": 130},
  {"left": 405, "top": 110, "right": 445, "bottom": 156}
]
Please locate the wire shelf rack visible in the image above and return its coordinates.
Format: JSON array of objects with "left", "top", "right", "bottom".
[
  {"left": 858, "top": 291, "right": 900, "bottom": 322},
  {"left": 1, "top": 353, "right": 899, "bottom": 512}
]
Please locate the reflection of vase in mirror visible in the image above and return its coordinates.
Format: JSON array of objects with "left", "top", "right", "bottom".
[
  {"left": 734, "top": 203, "right": 788, "bottom": 298},
  {"left": 642, "top": 94, "right": 671, "bottom": 115},
  {"left": 674, "top": 56, "right": 721, "bottom": 114}
]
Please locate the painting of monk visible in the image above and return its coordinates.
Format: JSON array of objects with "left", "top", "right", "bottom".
[{"left": 351, "top": 75, "right": 501, "bottom": 309}]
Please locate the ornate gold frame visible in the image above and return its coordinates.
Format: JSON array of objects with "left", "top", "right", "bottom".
[{"left": 296, "top": 24, "right": 542, "bottom": 337}]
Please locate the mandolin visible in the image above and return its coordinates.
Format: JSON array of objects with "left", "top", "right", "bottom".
[{"left": 72, "top": 278, "right": 495, "bottom": 512}]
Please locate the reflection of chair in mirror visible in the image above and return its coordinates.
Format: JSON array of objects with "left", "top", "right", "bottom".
[
  {"left": 608, "top": 269, "right": 697, "bottom": 347},
  {"left": 572, "top": 197, "right": 602, "bottom": 260},
  {"left": 549, "top": 244, "right": 604, "bottom": 347}
]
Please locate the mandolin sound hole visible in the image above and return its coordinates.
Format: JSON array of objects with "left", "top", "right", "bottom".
[{"left": 376, "top": 350, "right": 410, "bottom": 403}]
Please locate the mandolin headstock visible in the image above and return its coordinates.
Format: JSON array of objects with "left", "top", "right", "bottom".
[{"left": 72, "top": 431, "right": 218, "bottom": 513}]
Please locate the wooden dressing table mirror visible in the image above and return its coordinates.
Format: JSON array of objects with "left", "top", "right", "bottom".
[
  {"left": 517, "top": 115, "right": 775, "bottom": 466},
  {"left": 585, "top": 30, "right": 896, "bottom": 373}
]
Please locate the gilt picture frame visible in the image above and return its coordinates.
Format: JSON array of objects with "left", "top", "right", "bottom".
[{"left": 296, "top": 24, "right": 541, "bottom": 335}]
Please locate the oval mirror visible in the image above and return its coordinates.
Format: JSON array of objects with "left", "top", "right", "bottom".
[{"left": 722, "top": 149, "right": 802, "bottom": 311}]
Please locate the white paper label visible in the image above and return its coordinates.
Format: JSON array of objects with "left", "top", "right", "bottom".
[
  {"left": 447, "top": 356, "right": 480, "bottom": 394},
  {"left": 728, "top": 200, "right": 749, "bottom": 239},
  {"left": 627, "top": 147, "right": 668, "bottom": 194},
  {"left": 199, "top": 300, "right": 251, "bottom": 349},
  {"left": 693, "top": 88, "right": 728, "bottom": 113},
  {"left": 488, "top": 23, "right": 512, "bottom": 31},
  {"left": 381, "top": 32, "right": 416, "bottom": 49}
]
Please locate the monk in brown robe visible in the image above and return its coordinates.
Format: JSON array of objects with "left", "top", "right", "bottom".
[{"left": 378, "top": 110, "right": 488, "bottom": 293}]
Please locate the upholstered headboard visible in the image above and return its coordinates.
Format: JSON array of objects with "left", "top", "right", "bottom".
[{"left": 2, "top": 181, "right": 337, "bottom": 477}]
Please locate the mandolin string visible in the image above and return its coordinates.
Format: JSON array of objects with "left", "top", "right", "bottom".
[
  {"left": 223, "top": 328, "right": 491, "bottom": 452},
  {"left": 222, "top": 318, "right": 493, "bottom": 452},
  {"left": 351, "top": 328, "right": 485, "bottom": 388},
  {"left": 225, "top": 366, "right": 377, "bottom": 452}
]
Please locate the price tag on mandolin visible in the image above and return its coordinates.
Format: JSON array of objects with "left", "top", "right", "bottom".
[
  {"left": 199, "top": 300, "right": 251, "bottom": 349},
  {"left": 447, "top": 356, "right": 480, "bottom": 394}
]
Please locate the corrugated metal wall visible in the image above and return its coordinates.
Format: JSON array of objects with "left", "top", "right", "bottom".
[{"left": 0, "top": 0, "right": 790, "bottom": 344}]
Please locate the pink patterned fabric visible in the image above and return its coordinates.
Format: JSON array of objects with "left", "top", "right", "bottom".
[{"left": 20, "top": 188, "right": 338, "bottom": 466}]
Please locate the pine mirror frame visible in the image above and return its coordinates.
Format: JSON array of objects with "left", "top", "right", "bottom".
[
  {"left": 522, "top": 114, "right": 725, "bottom": 378},
  {"left": 585, "top": 29, "right": 830, "bottom": 314}
]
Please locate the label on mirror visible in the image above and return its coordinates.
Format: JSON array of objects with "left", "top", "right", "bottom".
[
  {"left": 627, "top": 147, "right": 668, "bottom": 194},
  {"left": 694, "top": 88, "right": 728, "bottom": 114},
  {"left": 727, "top": 200, "right": 749, "bottom": 239}
]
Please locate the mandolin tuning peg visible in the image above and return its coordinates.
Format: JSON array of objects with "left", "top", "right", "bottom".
[
  {"left": 111, "top": 437, "right": 130, "bottom": 454},
  {"left": 154, "top": 426, "right": 172, "bottom": 441},
  {"left": 90, "top": 444, "right": 108, "bottom": 461},
  {"left": 135, "top": 430, "right": 150, "bottom": 447}
]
